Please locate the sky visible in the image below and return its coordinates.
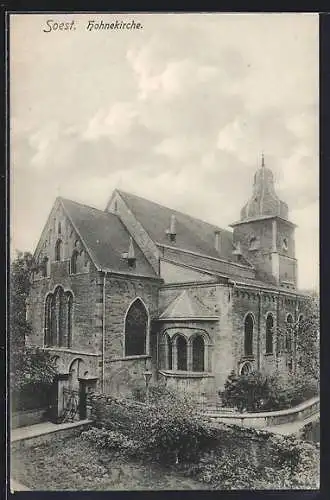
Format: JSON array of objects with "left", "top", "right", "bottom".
[{"left": 10, "top": 13, "right": 319, "bottom": 291}]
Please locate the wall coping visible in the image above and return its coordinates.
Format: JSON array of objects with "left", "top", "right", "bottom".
[
  {"left": 205, "top": 396, "right": 319, "bottom": 419},
  {"left": 159, "top": 370, "right": 214, "bottom": 379}
]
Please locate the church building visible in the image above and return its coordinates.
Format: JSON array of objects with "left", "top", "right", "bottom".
[{"left": 27, "top": 158, "right": 309, "bottom": 399}]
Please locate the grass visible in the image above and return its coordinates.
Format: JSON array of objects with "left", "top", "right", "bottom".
[{"left": 11, "top": 436, "right": 208, "bottom": 491}]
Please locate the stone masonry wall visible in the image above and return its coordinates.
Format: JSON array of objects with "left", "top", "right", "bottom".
[{"left": 101, "top": 274, "right": 160, "bottom": 396}]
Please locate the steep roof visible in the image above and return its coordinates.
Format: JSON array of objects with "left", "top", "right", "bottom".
[
  {"left": 60, "top": 198, "right": 157, "bottom": 278},
  {"left": 116, "top": 189, "right": 236, "bottom": 262}
]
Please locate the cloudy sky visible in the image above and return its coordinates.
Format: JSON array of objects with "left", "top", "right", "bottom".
[{"left": 10, "top": 13, "right": 319, "bottom": 290}]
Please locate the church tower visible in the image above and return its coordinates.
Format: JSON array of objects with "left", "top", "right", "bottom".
[{"left": 230, "top": 155, "right": 297, "bottom": 289}]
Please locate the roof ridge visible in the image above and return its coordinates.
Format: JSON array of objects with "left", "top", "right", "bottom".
[
  {"left": 117, "top": 189, "right": 232, "bottom": 236},
  {"left": 58, "top": 196, "right": 105, "bottom": 214},
  {"left": 60, "top": 197, "right": 116, "bottom": 218}
]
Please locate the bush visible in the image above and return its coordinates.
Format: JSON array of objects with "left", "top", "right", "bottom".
[
  {"left": 179, "top": 432, "right": 319, "bottom": 490},
  {"left": 220, "top": 370, "right": 319, "bottom": 413},
  {"left": 11, "top": 346, "right": 58, "bottom": 412},
  {"left": 89, "top": 389, "right": 217, "bottom": 464},
  {"left": 220, "top": 370, "right": 274, "bottom": 412},
  {"left": 81, "top": 428, "right": 140, "bottom": 455}
]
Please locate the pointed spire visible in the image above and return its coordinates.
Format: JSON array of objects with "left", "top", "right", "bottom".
[{"left": 261, "top": 152, "right": 265, "bottom": 168}]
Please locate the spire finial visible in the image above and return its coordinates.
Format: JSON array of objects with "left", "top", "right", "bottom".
[{"left": 261, "top": 152, "right": 265, "bottom": 168}]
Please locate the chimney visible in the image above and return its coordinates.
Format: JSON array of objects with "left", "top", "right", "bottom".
[
  {"left": 166, "top": 214, "right": 177, "bottom": 242},
  {"left": 214, "top": 230, "right": 221, "bottom": 253}
]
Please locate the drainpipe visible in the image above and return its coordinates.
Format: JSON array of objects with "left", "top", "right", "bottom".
[
  {"left": 257, "top": 291, "right": 261, "bottom": 371},
  {"left": 102, "top": 271, "right": 108, "bottom": 392}
]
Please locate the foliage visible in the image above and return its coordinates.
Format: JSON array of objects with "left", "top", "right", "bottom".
[
  {"left": 10, "top": 251, "right": 57, "bottom": 411},
  {"left": 277, "top": 295, "right": 319, "bottom": 382},
  {"left": 301, "top": 419, "right": 320, "bottom": 443},
  {"left": 11, "top": 346, "right": 58, "bottom": 411},
  {"left": 10, "top": 251, "right": 34, "bottom": 349},
  {"left": 220, "top": 370, "right": 275, "bottom": 412},
  {"left": 179, "top": 432, "right": 319, "bottom": 490},
  {"left": 11, "top": 346, "right": 58, "bottom": 389},
  {"left": 131, "top": 383, "right": 187, "bottom": 405},
  {"left": 89, "top": 388, "right": 217, "bottom": 463},
  {"left": 81, "top": 428, "right": 140, "bottom": 455},
  {"left": 220, "top": 369, "right": 319, "bottom": 413}
]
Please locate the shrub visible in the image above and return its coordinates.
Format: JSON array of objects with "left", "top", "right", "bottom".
[
  {"left": 138, "top": 396, "right": 217, "bottom": 463},
  {"left": 220, "top": 370, "right": 319, "bottom": 413},
  {"left": 179, "top": 431, "right": 319, "bottom": 490},
  {"left": 81, "top": 428, "right": 140, "bottom": 455},
  {"left": 11, "top": 346, "right": 58, "bottom": 412},
  {"left": 220, "top": 370, "right": 274, "bottom": 412},
  {"left": 89, "top": 389, "right": 217, "bottom": 464}
]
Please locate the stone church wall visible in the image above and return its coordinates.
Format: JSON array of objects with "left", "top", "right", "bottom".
[{"left": 101, "top": 274, "right": 160, "bottom": 397}]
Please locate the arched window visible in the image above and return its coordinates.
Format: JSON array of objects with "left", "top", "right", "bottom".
[
  {"left": 177, "top": 335, "right": 187, "bottom": 371},
  {"left": 266, "top": 314, "right": 274, "bottom": 354},
  {"left": 44, "top": 286, "right": 74, "bottom": 348},
  {"left": 286, "top": 314, "right": 293, "bottom": 352},
  {"left": 124, "top": 299, "right": 148, "bottom": 356},
  {"left": 66, "top": 291, "right": 73, "bottom": 348},
  {"left": 44, "top": 294, "right": 52, "bottom": 346},
  {"left": 54, "top": 286, "right": 65, "bottom": 347},
  {"left": 55, "top": 239, "right": 62, "bottom": 261},
  {"left": 166, "top": 334, "right": 173, "bottom": 370},
  {"left": 192, "top": 335, "right": 205, "bottom": 372},
  {"left": 58, "top": 222, "right": 62, "bottom": 235},
  {"left": 244, "top": 314, "right": 254, "bottom": 356},
  {"left": 70, "top": 250, "right": 79, "bottom": 274},
  {"left": 50, "top": 293, "right": 57, "bottom": 346},
  {"left": 240, "top": 361, "right": 252, "bottom": 375}
]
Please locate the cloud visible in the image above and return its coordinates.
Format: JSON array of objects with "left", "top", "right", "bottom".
[{"left": 10, "top": 13, "right": 319, "bottom": 289}]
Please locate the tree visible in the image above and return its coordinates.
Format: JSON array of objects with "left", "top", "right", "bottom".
[
  {"left": 10, "top": 251, "right": 57, "bottom": 411},
  {"left": 276, "top": 296, "right": 319, "bottom": 383},
  {"left": 10, "top": 251, "right": 34, "bottom": 350},
  {"left": 295, "top": 296, "right": 319, "bottom": 382}
]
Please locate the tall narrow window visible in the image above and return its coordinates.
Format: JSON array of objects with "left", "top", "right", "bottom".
[
  {"left": 44, "top": 286, "right": 74, "bottom": 348},
  {"left": 166, "top": 334, "right": 173, "bottom": 370},
  {"left": 286, "top": 314, "right": 293, "bottom": 352},
  {"left": 44, "top": 294, "right": 52, "bottom": 346},
  {"left": 55, "top": 239, "right": 62, "bottom": 261},
  {"left": 54, "top": 286, "right": 65, "bottom": 347},
  {"left": 66, "top": 292, "right": 73, "bottom": 348},
  {"left": 266, "top": 314, "right": 274, "bottom": 354},
  {"left": 177, "top": 335, "right": 187, "bottom": 370},
  {"left": 124, "top": 299, "right": 148, "bottom": 356},
  {"left": 70, "top": 250, "right": 78, "bottom": 274},
  {"left": 244, "top": 314, "right": 254, "bottom": 356},
  {"left": 50, "top": 293, "right": 57, "bottom": 346},
  {"left": 192, "top": 335, "right": 205, "bottom": 371},
  {"left": 58, "top": 222, "right": 62, "bottom": 235}
]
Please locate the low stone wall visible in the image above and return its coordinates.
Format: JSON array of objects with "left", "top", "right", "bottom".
[
  {"left": 205, "top": 397, "right": 320, "bottom": 429},
  {"left": 11, "top": 420, "right": 92, "bottom": 452},
  {"left": 11, "top": 408, "right": 49, "bottom": 429}
]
